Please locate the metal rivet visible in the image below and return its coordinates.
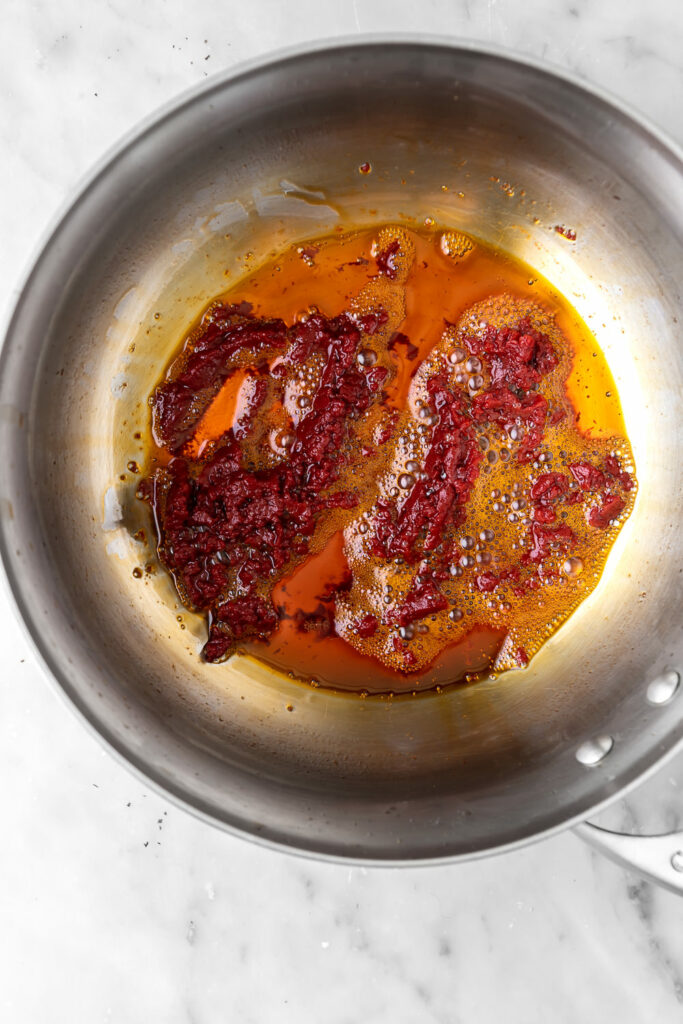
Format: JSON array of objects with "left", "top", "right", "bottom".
[
  {"left": 671, "top": 851, "right": 683, "bottom": 873},
  {"left": 646, "top": 671, "right": 680, "bottom": 706},
  {"left": 575, "top": 735, "right": 614, "bottom": 766}
]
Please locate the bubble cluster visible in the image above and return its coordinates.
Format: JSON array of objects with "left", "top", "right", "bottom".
[{"left": 440, "top": 230, "right": 474, "bottom": 261}]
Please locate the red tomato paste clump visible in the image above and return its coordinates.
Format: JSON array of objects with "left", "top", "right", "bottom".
[{"left": 149, "top": 307, "right": 390, "bottom": 661}]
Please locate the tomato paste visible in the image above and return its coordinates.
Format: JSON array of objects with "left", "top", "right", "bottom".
[{"left": 140, "top": 225, "right": 636, "bottom": 693}]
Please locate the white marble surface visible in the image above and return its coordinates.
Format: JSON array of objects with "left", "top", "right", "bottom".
[{"left": 1, "top": 1, "right": 683, "bottom": 1021}]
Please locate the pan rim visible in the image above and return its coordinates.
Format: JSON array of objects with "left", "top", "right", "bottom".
[{"left": 1, "top": 34, "right": 682, "bottom": 863}]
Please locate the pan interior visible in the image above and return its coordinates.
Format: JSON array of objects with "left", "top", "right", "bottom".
[{"left": 1, "top": 43, "right": 681, "bottom": 859}]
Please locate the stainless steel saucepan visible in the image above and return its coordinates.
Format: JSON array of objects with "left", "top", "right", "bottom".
[{"left": 1, "top": 39, "right": 682, "bottom": 891}]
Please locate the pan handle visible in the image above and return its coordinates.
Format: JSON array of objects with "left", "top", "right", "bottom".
[{"left": 574, "top": 822, "right": 683, "bottom": 895}]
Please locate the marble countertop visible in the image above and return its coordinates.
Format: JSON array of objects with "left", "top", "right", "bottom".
[{"left": 1, "top": 2, "right": 682, "bottom": 1021}]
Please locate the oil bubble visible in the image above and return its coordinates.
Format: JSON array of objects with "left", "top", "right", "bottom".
[
  {"left": 563, "top": 556, "right": 584, "bottom": 578},
  {"left": 276, "top": 431, "right": 294, "bottom": 449}
]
